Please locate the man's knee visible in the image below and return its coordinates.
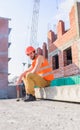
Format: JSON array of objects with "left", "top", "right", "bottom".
[{"left": 26, "top": 73, "right": 33, "bottom": 79}]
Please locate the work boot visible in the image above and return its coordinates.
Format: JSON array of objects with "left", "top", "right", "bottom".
[{"left": 23, "top": 94, "right": 36, "bottom": 102}]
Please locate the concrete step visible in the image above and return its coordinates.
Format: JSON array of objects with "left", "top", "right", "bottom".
[{"left": 35, "top": 85, "right": 80, "bottom": 103}]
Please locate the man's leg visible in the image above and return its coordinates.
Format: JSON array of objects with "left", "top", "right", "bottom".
[
  {"left": 22, "top": 73, "right": 50, "bottom": 101},
  {"left": 22, "top": 73, "right": 50, "bottom": 96}
]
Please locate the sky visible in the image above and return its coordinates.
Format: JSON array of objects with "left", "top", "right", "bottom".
[{"left": 0, "top": 0, "right": 80, "bottom": 79}]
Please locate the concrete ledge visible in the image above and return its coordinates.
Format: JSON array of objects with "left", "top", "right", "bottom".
[
  {"left": 35, "top": 85, "right": 80, "bottom": 103},
  {"left": 7, "top": 84, "right": 80, "bottom": 102},
  {"left": 7, "top": 85, "right": 17, "bottom": 99}
]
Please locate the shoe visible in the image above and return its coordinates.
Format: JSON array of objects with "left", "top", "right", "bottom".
[{"left": 23, "top": 94, "right": 36, "bottom": 102}]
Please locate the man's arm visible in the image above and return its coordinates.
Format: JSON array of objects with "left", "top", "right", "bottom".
[
  {"left": 31, "top": 55, "right": 44, "bottom": 73},
  {"left": 16, "top": 65, "right": 33, "bottom": 85}
]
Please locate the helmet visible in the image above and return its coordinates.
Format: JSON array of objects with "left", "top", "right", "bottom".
[{"left": 25, "top": 46, "right": 35, "bottom": 55}]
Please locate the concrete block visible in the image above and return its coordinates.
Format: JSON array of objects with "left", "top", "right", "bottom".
[
  {"left": 35, "top": 85, "right": 80, "bottom": 103},
  {"left": 7, "top": 84, "right": 23, "bottom": 99},
  {"left": 7, "top": 85, "right": 17, "bottom": 99}
]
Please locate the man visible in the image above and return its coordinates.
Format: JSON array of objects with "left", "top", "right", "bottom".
[{"left": 16, "top": 46, "right": 54, "bottom": 102}]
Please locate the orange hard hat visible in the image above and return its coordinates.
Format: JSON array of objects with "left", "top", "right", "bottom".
[{"left": 25, "top": 46, "right": 35, "bottom": 55}]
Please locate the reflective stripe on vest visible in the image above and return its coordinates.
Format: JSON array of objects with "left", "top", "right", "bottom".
[
  {"left": 38, "top": 65, "right": 52, "bottom": 72},
  {"left": 39, "top": 71, "right": 53, "bottom": 77}
]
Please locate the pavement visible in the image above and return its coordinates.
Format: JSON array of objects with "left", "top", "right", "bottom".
[{"left": 0, "top": 98, "right": 80, "bottom": 130}]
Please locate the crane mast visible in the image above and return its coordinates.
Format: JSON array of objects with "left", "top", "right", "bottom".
[{"left": 30, "top": 0, "right": 40, "bottom": 48}]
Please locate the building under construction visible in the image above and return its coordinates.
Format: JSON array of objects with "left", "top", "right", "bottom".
[
  {"left": 47, "top": 2, "right": 80, "bottom": 80},
  {"left": 0, "top": 2, "right": 80, "bottom": 100},
  {"left": 0, "top": 17, "right": 11, "bottom": 98},
  {"left": 38, "top": 2, "right": 80, "bottom": 85}
]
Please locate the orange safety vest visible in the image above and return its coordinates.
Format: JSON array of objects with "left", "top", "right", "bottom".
[{"left": 32, "top": 55, "right": 54, "bottom": 81}]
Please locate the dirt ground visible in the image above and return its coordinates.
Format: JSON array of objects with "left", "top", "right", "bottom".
[{"left": 0, "top": 99, "right": 80, "bottom": 130}]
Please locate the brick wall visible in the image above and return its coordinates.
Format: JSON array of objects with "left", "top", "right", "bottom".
[
  {"left": 0, "top": 17, "right": 10, "bottom": 98},
  {"left": 47, "top": 2, "right": 80, "bottom": 78}
]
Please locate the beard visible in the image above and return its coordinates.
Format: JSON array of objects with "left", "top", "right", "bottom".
[{"left": 31, "top": 54, "right": 36, "bottom": 60}]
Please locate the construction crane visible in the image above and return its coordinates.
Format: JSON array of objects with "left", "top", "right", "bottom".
[{"left": 30, "top": 0, "right": 40, "bottom": 48}]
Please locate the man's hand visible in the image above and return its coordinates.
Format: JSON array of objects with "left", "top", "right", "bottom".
[
  {"left": 16, "top": 64, "right": 34, "bottom": 85},
  {"left": 16, "top": 72, "right": 26, "bottom": 85},
  {"left": 16, "top": 76, "right": 22, "bottom": 86},
  {"left": 16, "top": 70, "right": 31, "bottom": 86}
]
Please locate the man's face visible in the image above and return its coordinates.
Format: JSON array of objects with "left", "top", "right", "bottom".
[{"left": 27, "top": 51, "right": 36, "bottom": 60}]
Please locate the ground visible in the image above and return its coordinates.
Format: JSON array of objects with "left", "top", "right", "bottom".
[{"left": 0, "top": 99, "right": 80, "bottom": 130}]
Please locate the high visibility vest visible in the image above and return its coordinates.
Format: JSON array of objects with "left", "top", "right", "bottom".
[{"left": 32, "top": 55, "right": 54, "bottom": 81}]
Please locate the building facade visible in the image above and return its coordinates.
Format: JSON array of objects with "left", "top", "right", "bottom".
[
  {"left": 0, "top": 17, "right": 11, "bottom": 98},
  {"left": 47, "top": 2, "right": 80, "bottom": 79}
]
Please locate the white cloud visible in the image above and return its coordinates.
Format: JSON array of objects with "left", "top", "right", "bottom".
[
  {"left": 52, "top": 0, "right": 80, "bottom": 30},
  {"left": 54, "top": 0, "right": 74, "bottom": 21}
]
